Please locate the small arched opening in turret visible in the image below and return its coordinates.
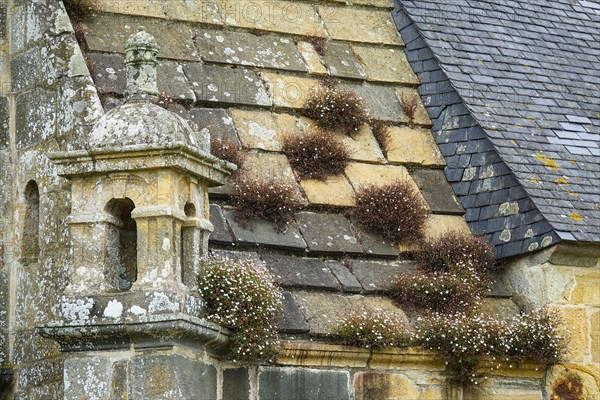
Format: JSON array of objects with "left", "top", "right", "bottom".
[
  {"left": 105, "top": 198, "right": 137, "bottom": 291},
  {"left": 22, "top": 180, "right": 40, "bottom": 262}
]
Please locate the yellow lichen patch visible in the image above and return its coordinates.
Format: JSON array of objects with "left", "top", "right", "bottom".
[
  {"left": 535, "top": 153, "right": 559, "bottom": 170},
  {"left": 555, "top": 177, "right": 569, "bottom": 185},
  {"left": 569, "top": 213, "right": 584, "bottom": 221},
  {"left": 525, "top": 115, "right": 536, "bottom": 120},
  {"left": 528, "top": 177, "right": 542, "bottom": 183},
  {"left": 570, "top": 159, "right": 577, "bottom": 164},
  {"left": 566, "top": 191, "right": 580, "bottom": 198}
]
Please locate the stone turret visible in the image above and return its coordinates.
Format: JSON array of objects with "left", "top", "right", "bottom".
[{"left": 41, "top": 29, "right": 236, "bottom": 398}]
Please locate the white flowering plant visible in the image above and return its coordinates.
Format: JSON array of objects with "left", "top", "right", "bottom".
[
  {"left": 199, "top": 257, "right": 284, "bottom": 362},
  {"left": 332, "top": 307, "right": 410, "bottom": 350}
]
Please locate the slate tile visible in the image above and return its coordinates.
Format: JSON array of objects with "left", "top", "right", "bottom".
[
  {"left": 276, "top": 291, "right": 310, "bottom": 334},
  {"left": 187, "top": 108, "right": 239, "bottom": 144},
  {"left": 87, "top": 52, "right": 126, "bottom": 95},
  {"left": 411, "top": 169, "right": 464, "bottom": 213},
  {"left": 183, "top": 63, "right": 271, "bottom": 107},
  {"left": 261, "top": 254, "right": 339, "bottom": 291},
  {"left": 323, "top": 42, "right": 366, "bottom": 79},
  {"left": 209, "top": 204, "right": 235, "bottom": 244},
  {"left": 223, "top": 210, "right": 306, "bottom": 251},
  {"left": 326, "top": 261, "right": 363, "bottom": 293},
  {"left": 157, "top": 60, "right": 195, "bottom": 101},
  {"left": 352, "top": 230, "right": 400, "bottom": 258},
  {"left": 295, "top": 212, "right": 363, "bottom": 255},
  {"left": 349, "top": 260, "right": 416, "bottom": 294}
]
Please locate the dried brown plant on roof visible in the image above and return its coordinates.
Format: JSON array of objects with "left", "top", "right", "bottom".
[
  {"left": 370, "top": 119, "right": 391, "bottom": 157},
  {"left": 282, "top": 130, "right": 350, "bottom": 180},
  {"left": 400, "top": 92, "right": 419, "bottom": 127},
  {"left": 210, "top": 138, "right": 246, "bottom": 174}
]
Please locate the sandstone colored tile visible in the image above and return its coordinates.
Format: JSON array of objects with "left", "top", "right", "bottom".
[
  {"left": 300, "top": 175, "right": 356, "bottom": 207},
  {"left": 92, "top": 0, "right": 168, "bottom": 19},
  {"left": 396, "top": 87, "right": 432, "bottom": 126},
  {"left": 292, "top": 291, "right": 408, "bottom": 336},
  {"left": 162, "top": 0, "right": 222, "bottom": 24},
  {"left": 319, "top": 6, "right": 403, "bottom": 45},
  {"left": 344, "top": 162, "right": 416, "bottom": 191},
  {"left": 386, "top": 127, "right": 445, "bottom": 166},
  {"left": 479, "top": 298, "right": 520, "bottom": 320},
  {"left": 230, "top": 109, "right": 301, "bottom": 151},
  {"left": 422, "top": 214, "right": 470, "bottom": 239},
  {"left": 240, "top": 152, "right": 302, "bottom": 196},
  {"left": 261, "top": 72, "right": 320, "bottom": 108},
  {"left": 592, "top": 311, "right": 600, "bottom": 361},
  {"left": 297, "top": 41, "right": 328, "bottom": 75},
  {"left": 352, "top": 45, "right": 419, "bottom": 84},
  {"left": 352, "top": 0, "right": 394, "bottom": 8},
  {"left": 195, "top": 29, "right": 306, "bottom": 72},
  {"left": 355, "top": 372, "right": 420, "bottom": 400},
  {"left": 217, "top": 0, "right": 327, "bottom": 37}
]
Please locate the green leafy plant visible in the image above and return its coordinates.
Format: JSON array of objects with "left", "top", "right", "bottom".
[
  {"left": 282, "top": 130, "right": 350, "bottom": 180},
  {"left": 332, "top": 307, "right": 410, "bottom": 350},
  {"left": 302, "top": 84, "right": 369, "bottom": 136},
  {"left": 416, "top": 232, "right": 497, "bottom": 275},
  {"left": 354, "top": 182, "right": 429, "bottom": 244},
  {"left": 199, "top": 257, "right": 283, "bottom": 361},
  {"left": 230, "top": 175, "right": 304, "bottom": 231}
]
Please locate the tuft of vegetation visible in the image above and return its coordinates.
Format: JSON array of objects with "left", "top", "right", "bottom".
[
  {"left": 333, "top": 307, "right": 410, "bottom": 350},
  {"left": 354, "top": 182, "right": 429, "bottom": 244},
  {"left": 414, "top": 308, "right": 566, "bottom": 386},
  {"left": 282, "top": 130, "right": 350, "bottom": 180},
  {"left": 399, "top": 92, "right": 419, "bottom": 127},
  {"left": 416, "top": 232, "right": 498, "bottom": 275},
  {"left": 63, "top": 0, "right": 97, "bottom": 22},
  {"left": 230, "top": 176, "right": 304, "bottom": 231},
  {"left": 391, "top": 269, "right": 486, "bottom": 313},
  {"left": 210, "top": 138, "right": 246, "bottom": 173},
  {"left": 302, "top": 84, "right": 370, "bottom": 136},
  {"left": 370, "top": 120, "right": 391, "bottom": 157},
  {"left": 199, "top": 257, "right": 283, "bottom": 361}
]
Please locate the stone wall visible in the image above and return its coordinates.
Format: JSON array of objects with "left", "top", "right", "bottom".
[{"left": 504, "top": 243, "right": 600, "bottom": 399}]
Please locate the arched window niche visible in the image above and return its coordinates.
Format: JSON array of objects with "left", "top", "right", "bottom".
[
  {"left": 105, "top": 198, "right": 137, "bottom": 291},
  {"left": 181, "top": 201, "right": 200, "bottom": 289},
  {"left": 22, "top": 180, "right": 40, "bottom": 262}
]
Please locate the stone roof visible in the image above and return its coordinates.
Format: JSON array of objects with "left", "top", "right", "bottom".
[
  {"left": 74, "top": 0, "right": 518, "bottom": 337},
  {"left": 393, "top": 0, "right": 600, "bottom": 256}
]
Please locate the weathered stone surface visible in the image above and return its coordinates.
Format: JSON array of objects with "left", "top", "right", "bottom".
[
  {"left": 296, "top": 212, "right": 363, "bottom": 254},
  {"left": 162, "top": 0, "right": 222, "bottom": 24},
  {"left": 196, "top": 29, "right": 306, "bottom": 72},
  {"left": 545, "top": 365, "right": 599, "bottom": 400},
  {"left": 569, "top": 268, "right": 600, "bottom": 306},
  {"left": 230, "top": 109, "right": 301, "bottom": 151},
  {"left": 261, "top": 72, "right": 320, "bottom": 108},
  {"left": 222, "top": 368, "right": 250, "bottom": 400},
  {"left": 354, "top": 372, "right": 420, "bottom": 400},
  {"left": 158, "top": 60, "right": 195, "bottom": 101},
  {"left": 549, "top": 306, "right": 588, "bottom": 362},
  {"left": 386, "top": 128, "right": 446, "bottom": 167},
  {"left": 348, "top": 83, "right": 405, "bottom": 122},
  {"left": 349, "top": 260, "right": 415, "bottom": 293},
  {"left": 87, "top": 52, "right": 126, "bottom": 95},
  {"left": 188, "top": 108, "right": 239, "bottom": 143},
  {"left": 217, "top": 0, "right": 328, "bottom": 37},
  {"left": 422, "top": 214, "right": 471, "bottom": 239},
  {"left": 344, "top": 163, "right": 422, "bottom": 199},
  {"left": 480, "top": 298, "right": 520, "bottom": 320},
  {"left": 396, "top": 87, "right": 432, "bottom": 126},
  {"left": 353, "top": 230, "right": 400, "bottom": 258},
  {"left": 258, "top": 367, "right": 349, "bottom": 400},
  {"left": 129, "top": 354, "right": 217, "bottom": 400},
  {"left": 64, "top": 357, "right": 110, "bottom": 400},
  {"left": 240, "top": 152, "right": 303, "bottom": 195},
  {"left": 277, "top": 291, "right": 310, "bottom": 333},
  {"left": 92, "top": 0, "right": 172, "bottom": 20},
  {"left": 352, "top": 44, "right": 419, "bottom": 84},
  {"left": 326, "top": 261, "right": 363, "bottom": 293},
  {"left": 83, "top": 14, "right": 200, "bottom": 61},
  {"left": 183, "top": 63, "right": 271, "bottom": 106},
  {"left": 292, "top": 291, "right": 407, "bottom": 335},
  {"left": 592, "top": 310, "right": 600, "bottom": 362},
  {"left": 297, "top": 41, "right": 327, "bottom": 75},
  {"left": 224, "top": 209, "right": 307, "bottom": 251},
  {"left": 0, "top": 97, "right": 8, "bottom": 149},
  {"left": 15, "top": 88, "right": 56, "bottom": 149},
  {"left": 300, "top": 175, "right": 357, "bottom": 207},
  {"left": 319, "top": 6, "right": 402, "bottom": 45},
  {"left": 209, "top": 204, "right": 235, "bottom": 244},
  {"left": 411, "top": 169, "right": 463, "bottom": 214},
  {"left": 323, "top": 42, "right": 366, "bottom": 79},
  {"left": 11, "top": 47, "right": 41, "bottom": 92},
  {"left": 261, "top": 254, "right": 340, "bottom": 290}
]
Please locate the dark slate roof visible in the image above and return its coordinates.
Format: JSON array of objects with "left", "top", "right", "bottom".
[{"left": 394, "top": 0, "right": 600, "bottom": 255}]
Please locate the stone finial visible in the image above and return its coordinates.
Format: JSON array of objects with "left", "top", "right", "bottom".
[{"left": 124, "top": 26, "right": 160, "bottom": 102}]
